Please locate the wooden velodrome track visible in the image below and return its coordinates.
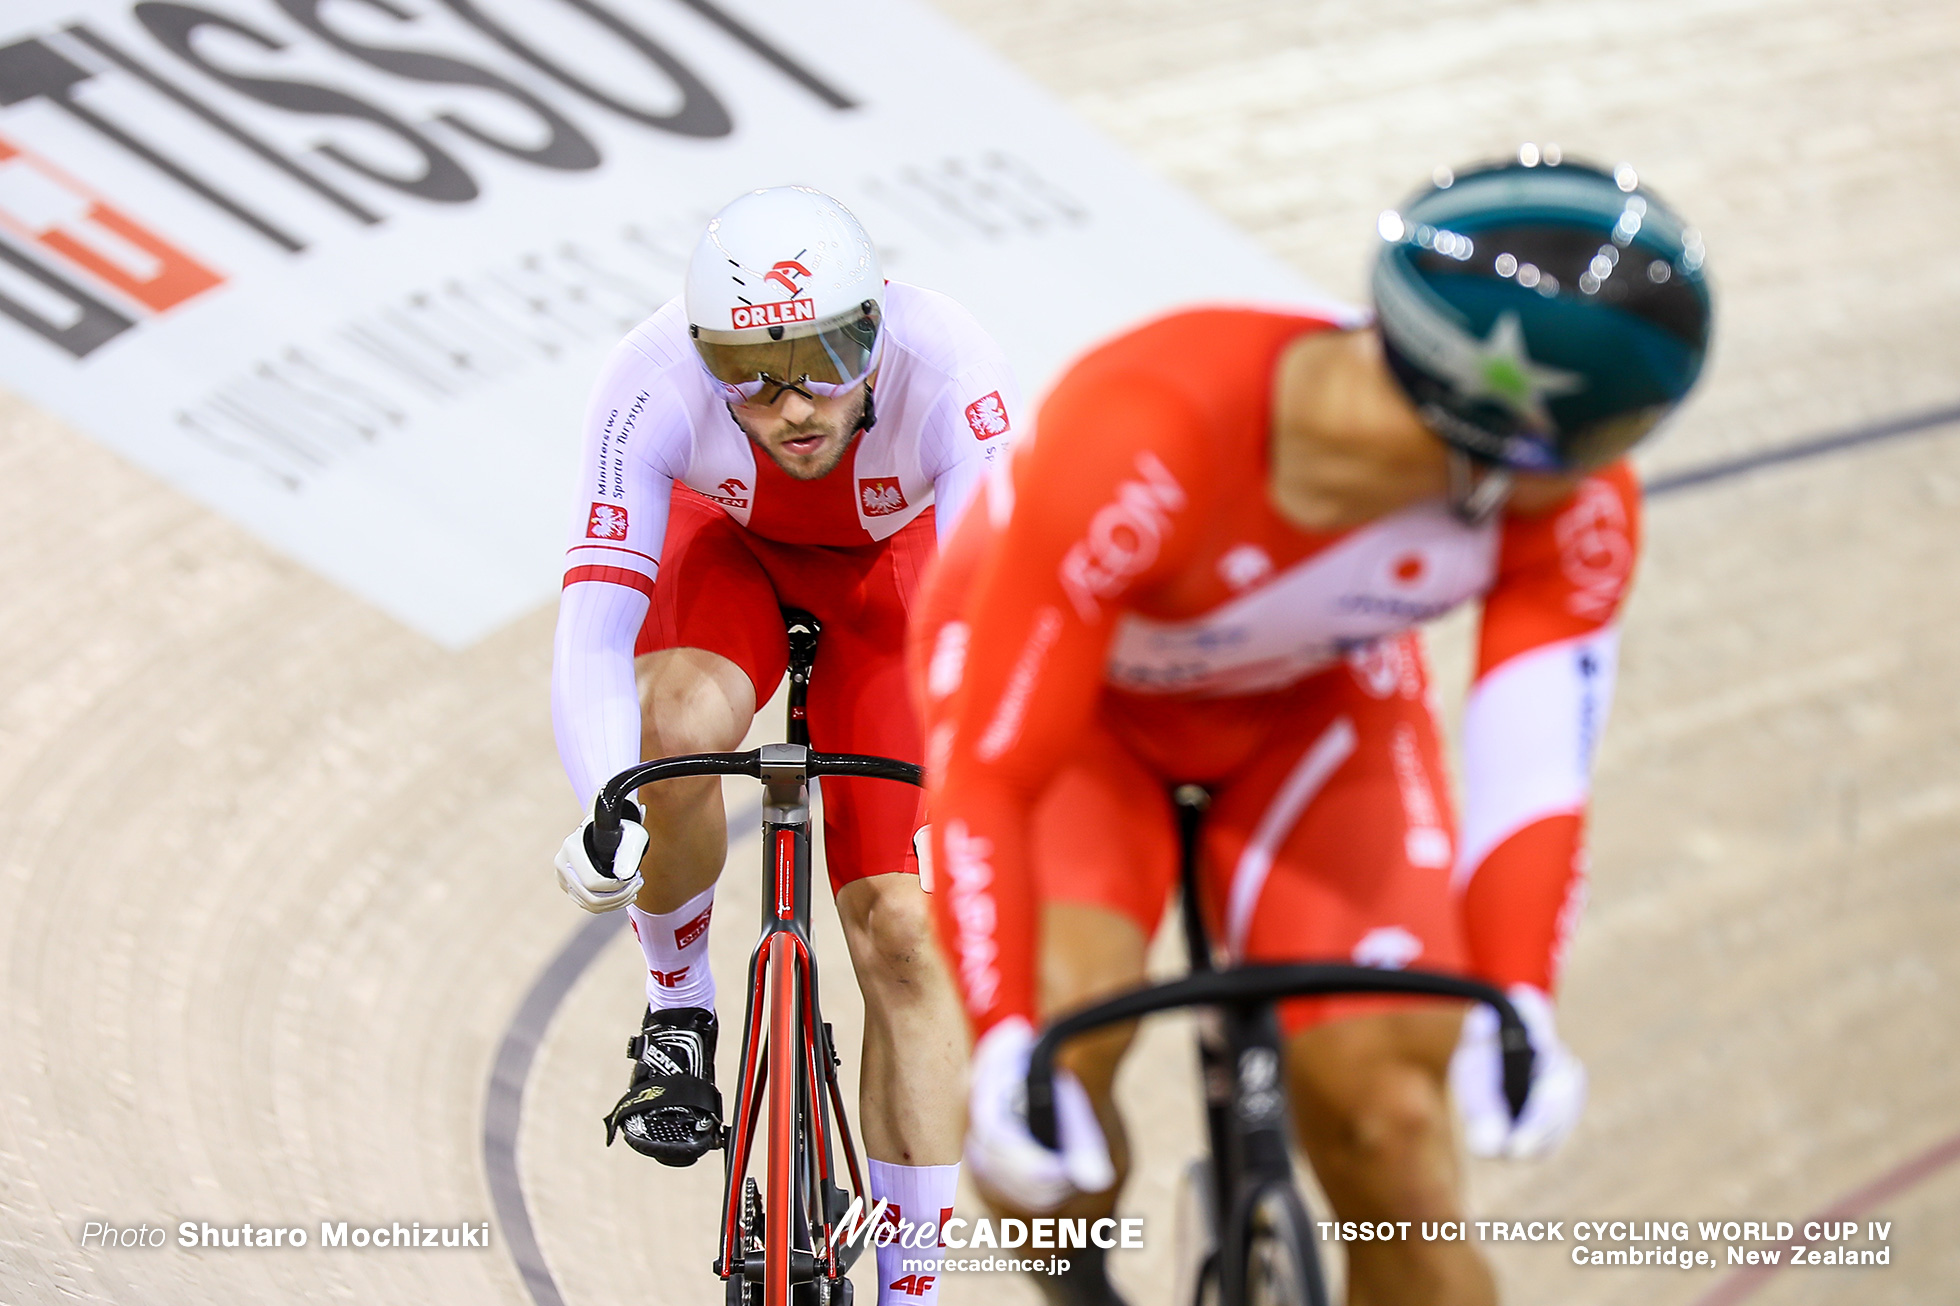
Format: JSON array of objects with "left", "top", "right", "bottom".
[{"left": 2, "top": 0, "right": 1955, "bottom": 1302}]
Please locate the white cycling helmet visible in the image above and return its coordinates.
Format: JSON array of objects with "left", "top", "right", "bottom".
[{"left": 685, "top": 186, "right": 884, "bottom": 404}]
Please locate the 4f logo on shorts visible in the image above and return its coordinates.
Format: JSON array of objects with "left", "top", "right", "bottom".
[
  {"left": 860, "top": 476, "right": 908, "bottom": 517},
  {"left": 586, "top": 502, "right": 629, "bottom": 540},
  {"left": 964, "top": 391, "right": 1010, "bottom": 440}
]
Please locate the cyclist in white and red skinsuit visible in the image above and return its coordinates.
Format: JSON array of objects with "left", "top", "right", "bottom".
[
  {"left": 912, "top": 158, "right": 1711, "bottom": 1306},
  {"left": 552, "top": 187, "right": 1017, "bottom": 1306}
]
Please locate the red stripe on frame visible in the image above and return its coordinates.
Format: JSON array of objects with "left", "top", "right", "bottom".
[{"left": 774, "top": 829, "right": 795, "bottom": 920}]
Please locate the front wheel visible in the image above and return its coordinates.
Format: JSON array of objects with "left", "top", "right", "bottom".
[
  {"left": 1173, "top": 1159, "right": 1221, "bottom": 1306},
  {"left": 1235, "top": 1183, "right": 1324, "bottom": 1306}
]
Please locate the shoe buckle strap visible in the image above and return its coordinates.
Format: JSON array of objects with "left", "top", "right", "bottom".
[{"left": 631, "top": 1031, "right": 698, "bottom": 1079}]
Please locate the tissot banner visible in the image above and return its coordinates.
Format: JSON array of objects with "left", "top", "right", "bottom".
[{"left": 0, "top": 0, "right": 1326, "bottom": 645}]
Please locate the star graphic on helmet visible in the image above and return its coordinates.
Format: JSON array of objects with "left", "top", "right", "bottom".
[{"left": 1447, "top": 312, "right": 1583, "bottom": 429}]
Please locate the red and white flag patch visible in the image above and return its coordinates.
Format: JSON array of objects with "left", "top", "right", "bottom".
[
  {"left": 964, "top": 391, "right": 1010, "bottom": 440},
  {"left": 586, "top": 502, "right": 629, "bottom": 540},
  {"left": 860, "top": 476, "right": 908, "bottom": 517}
]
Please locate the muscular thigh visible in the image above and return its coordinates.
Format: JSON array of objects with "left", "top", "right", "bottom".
[
  {"left": 1205, "top": 635, "right": 1468, "bottom": 1035},
  {"left": 639, "top": 486, "right": 791, "bottom": 704}
]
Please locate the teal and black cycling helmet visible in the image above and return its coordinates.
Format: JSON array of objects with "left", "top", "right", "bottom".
[{"left": 1373, "top": 153, "right": 1712, "bottom": 474}]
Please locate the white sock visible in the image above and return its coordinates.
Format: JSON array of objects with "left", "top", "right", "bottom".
[
  {"left": 869, "top": 1159, "right": 959, "bottom": 1306},
  {"left": 626, "top": 886, "right": 717, "bottom": 1011}
]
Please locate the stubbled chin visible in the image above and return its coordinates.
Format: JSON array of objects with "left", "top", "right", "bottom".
[{"left": 761, "top": 439, "right": 845, "bottom": 481}]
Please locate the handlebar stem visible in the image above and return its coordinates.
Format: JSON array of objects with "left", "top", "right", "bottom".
[{"left": 758, "top": 743, "right": 811, "bottom": 825}]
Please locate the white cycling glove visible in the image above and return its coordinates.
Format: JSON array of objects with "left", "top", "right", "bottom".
[
  {"left": 553, "top": 800, "right": 649, "bottom": 913},
  {"left": 1450, "top": 984, "right": 1588, "bottom": 1159},
  {"left": 966, "top": 1016, "right": 1116, "bottom": 1212}
]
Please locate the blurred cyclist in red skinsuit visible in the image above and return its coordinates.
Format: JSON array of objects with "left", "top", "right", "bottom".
[{"left": 911, "top": 157, "right": 1711, "bottom": 1306}]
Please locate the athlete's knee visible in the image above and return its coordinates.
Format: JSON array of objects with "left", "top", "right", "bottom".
[
  {"left": 1324, "top": 1056, "right": 1451, "bottom": 1159},
  {"left": 840, "top": 875, "right": 945, "bottom": 999},
  {"left": 1287, "top": 1015, "right": 1458, "bottom": 1191},
  {"left": 636, "top": 648, "right": 754, "bottom": 756}
]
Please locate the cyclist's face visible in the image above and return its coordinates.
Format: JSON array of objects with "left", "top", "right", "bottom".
[{"left": 727, "top": 377, "right": 871, "bottom": 481}]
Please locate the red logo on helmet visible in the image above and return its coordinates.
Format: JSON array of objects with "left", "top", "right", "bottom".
[
  {"left": 964, "top": 391, "right": 1010, "bottom": 440},
  {"left": 859, "top": 477, "right": 908, "bottom": 517},
  {"left": 586, "top": 502, "right": 629, "bottom": 540},
  {"left": 731, "top": 298, "right": 818, "bottom": 330},
  {"left": 764, "top": 259, "right": 811, "bottom": 295}
]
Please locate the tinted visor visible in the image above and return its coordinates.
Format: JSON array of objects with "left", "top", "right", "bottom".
[{"left": 693, "top": 301, "right": 881, "bottom": 401}]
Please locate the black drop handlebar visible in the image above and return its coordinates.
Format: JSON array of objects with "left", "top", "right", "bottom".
[
  {"left": 587, "top": 748, "right": 923, "bottom": 865},
  {"left": 1025, "top": 963, "right": 1537, "bottom": 1147},
  {"left": 589, "top": 752, "right": 1535, "bottom": 1140}
]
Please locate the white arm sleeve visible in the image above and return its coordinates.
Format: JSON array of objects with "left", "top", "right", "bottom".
[
  {"left": 550, "top": 332, "right": 693, "bottom": 807},
  {"left": 921, "top": 355, "right": 1022, "bottom": 544},
  {"left": 1453, "top": 627, "right": 1620, "bottom": 887},
  {"left": 553, "top": 582, "right": 652, "bottom": 807}
]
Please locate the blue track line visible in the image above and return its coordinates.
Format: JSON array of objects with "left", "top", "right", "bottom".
[{"left": 485, "top": 804, "right": 763, "bottom": 1305}]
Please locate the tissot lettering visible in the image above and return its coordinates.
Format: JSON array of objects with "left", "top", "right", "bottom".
[
  {"left": 0, "top": 33, "right": 304, "bottom": 251},
  {"left": 64, "top": 23, "right": 384, "bottom": 227},
  {"left": 664, "top": 0, "right": 859, "bottom": 109},
  {"left": 272, "top": 0, "right": 603, "bottom": 173},
  {"left": 435, "top": 0, "right": 732, "bottom": 138},
  {"left": 0, "top": 0, "right": 871, "bottom": 368},
  {"left": 135, "top": 3, "right": 481, "bottom": 205}
]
